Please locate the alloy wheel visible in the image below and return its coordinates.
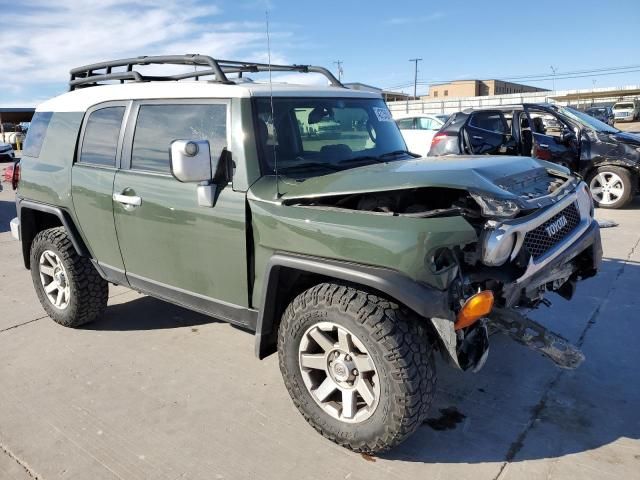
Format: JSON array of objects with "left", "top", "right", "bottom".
[
  {"left": 298, "top": 321, "right": 380, "bottom": 423},
  {"left": 39, "top": 250, "right": 71, "bottom": 309},
  {"left": 589, "top": 171, "right": 625, "bottom": 206}
]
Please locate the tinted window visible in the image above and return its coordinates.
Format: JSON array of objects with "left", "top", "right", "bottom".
[
  {"left": 470, "top": 111, "right": 507, "bottom": 133},
  {"left": 80, "top": 107, "right": 125, "bottom": 166},
  {"left": 131, "top": 104, "right": 227, "bottom": 173},
  {"left": 396, "top": 118, "right": 414, "bottom": 129},
  {"left": 23, "top": 111, "right": 53, "bottom": 158}
]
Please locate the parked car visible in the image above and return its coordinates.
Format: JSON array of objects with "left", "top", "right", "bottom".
[
  {"left": 0, "top": 142, "right": 15, "bottom": 161},
  {"left": 12, "top": 55, "right": 601, "bottom": 453},
  {"left": 585, "top": 106, "right": 615, "bottom": 126},
  {"left": 612, "top": 100, "right": 639, "bottom": 122},
  {"left": 429, "top": 103, "right": 640, "bottom": 209},
  {"left": 394, "top": 113, "right": 446, "bottom": 156}
]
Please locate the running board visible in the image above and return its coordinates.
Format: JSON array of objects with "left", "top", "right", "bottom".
[{"left": 489, "top": 308, "right": 585, "bottom": 370}]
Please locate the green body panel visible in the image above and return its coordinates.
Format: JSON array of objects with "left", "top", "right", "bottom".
[
  {"left": 112, "top": 170, "right": 249, "bottom": 307},
  {"left": 71, "top": 165, "right": 123, "bottom": 269},
  {"left": 248, "top": 177, "right": 477, "bottom": 308},
  {"left": 18, "top": 112, "right": 84, "bottom": 212},
  {"left": 277, "top": 155, "right": 549, "bottom": 201}
]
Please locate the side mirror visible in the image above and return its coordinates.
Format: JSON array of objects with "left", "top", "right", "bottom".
[{"left": 170, "top": 140, "right": 215, "bottom": 183}]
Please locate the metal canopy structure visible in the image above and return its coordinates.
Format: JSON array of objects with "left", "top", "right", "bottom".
[
  {"left": 0, "top": 108, "right": 35, "bottom": 124},
  {"left": 69, "top": 54, "right": 345, "bottom": 91}
]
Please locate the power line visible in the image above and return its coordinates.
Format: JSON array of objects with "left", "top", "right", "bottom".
[{"left": 382, "top": 63, "right": 640, "bottom": 91}]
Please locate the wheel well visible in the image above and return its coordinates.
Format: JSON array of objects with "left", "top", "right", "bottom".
[
  {"left": 20, "top": 208, "right": 64, "bottom": 269},
  {"left": 256, "top": 266, "right": 441, "bottom": 359}
]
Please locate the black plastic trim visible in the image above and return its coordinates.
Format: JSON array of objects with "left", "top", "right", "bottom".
[
  {"left": 127, "top": 273, "right": 257, "bottom": 330},
  {"left": 254, "top": 252, "right": 454, "bottom": 359}
]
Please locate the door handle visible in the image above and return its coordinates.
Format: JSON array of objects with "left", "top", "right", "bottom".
[
  {"left": 538, "top": 143, "right": 549, "bottom": 149},
  {"left": 472, "top": 135, "right": 484, "bottom": 140},
  {"left": 113, "top": 193, "right": 142, "bottom": 207}
]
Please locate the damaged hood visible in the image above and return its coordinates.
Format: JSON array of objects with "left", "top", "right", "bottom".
[{"left": 269, "top": 156, "right": 573, "bottom": 204}]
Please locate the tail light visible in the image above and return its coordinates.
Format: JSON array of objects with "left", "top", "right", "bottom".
[
  {"left": 431, "top": 134, "right": 448, "bottom": 148},
  {"left": 11, "top": 162, "right": 20, "bottom": 190}
]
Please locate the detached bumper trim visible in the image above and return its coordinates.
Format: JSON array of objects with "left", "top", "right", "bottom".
[{"left": 10, "top": 217, "right": 20, "bottom": 241}]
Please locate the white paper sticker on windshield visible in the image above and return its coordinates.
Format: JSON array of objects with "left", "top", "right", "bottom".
[{"left": 373, "top": 107, "right": 393, "bottom": 122}]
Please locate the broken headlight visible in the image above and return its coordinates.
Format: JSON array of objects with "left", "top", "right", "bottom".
[{"left": 470, "top": 193, "right": 520, "bottom": 219}]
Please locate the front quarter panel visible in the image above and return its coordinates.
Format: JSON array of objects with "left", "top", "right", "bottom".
[{"left": 249, "top": 197, "right": 477, "bottom": 308}]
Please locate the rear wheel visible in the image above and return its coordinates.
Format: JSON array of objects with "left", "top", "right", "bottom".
[
  {"left": 30, "top": 227, "right": 108, "bottom": 327},
  {"left": 587, "top": 166, "right": 634, "bottom": 209},
  {"left": 278, "top": 283, "right": 437, "bottom": 453}
]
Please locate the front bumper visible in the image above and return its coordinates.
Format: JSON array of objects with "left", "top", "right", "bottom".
[{"left": 503, "top": 218, "right": 601, "bottom": 307}]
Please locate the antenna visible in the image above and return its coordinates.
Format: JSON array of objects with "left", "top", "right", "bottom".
[{"left": 266, "top": 9, "right": 280, "bottom": 199}]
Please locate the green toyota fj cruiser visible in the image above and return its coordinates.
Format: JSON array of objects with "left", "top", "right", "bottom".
[{"left": 11, "top": 55, "right": 601, "bottom": 453}]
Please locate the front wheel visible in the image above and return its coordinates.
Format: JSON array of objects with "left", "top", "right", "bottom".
[
  {"left": 587, "top": 166, "right": 635, "bottom": 209},
  {"left": 278, "top": 283, "right": 437, "bottom": 453}
]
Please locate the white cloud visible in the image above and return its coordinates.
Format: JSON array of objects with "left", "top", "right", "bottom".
[{"left": 0, "top": 0, "right": 294, "bottom": 105}]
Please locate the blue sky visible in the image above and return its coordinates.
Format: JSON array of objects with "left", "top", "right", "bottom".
[{"left": 1, "top": 0, "right": 639, "bottom": 106}]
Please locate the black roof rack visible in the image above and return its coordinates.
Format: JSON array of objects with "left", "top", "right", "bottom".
[{"left": 69, "top": 54, "right": 344, "bottom": 91}]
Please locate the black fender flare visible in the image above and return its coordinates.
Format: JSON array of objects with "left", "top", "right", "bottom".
[
  {"left": 17, "top": 198, "right": 90, "bottom": 268},
  {"left": 254, "top": 253, "right": 458, "bottom": 365}
]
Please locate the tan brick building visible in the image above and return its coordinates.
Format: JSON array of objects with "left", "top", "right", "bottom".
[{"left": 423, "top": 80, "right": 547, "bottom": 99}]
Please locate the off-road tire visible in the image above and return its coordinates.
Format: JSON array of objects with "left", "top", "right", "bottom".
[
  {"left": 30, "top": 227, "right": 108, "bottom": 327},
  {"left": 587, "top": 166, "right": 635, "bottom": 209},
  {"left": 278, "top": 283, "right": 437, "bottom": 453}
]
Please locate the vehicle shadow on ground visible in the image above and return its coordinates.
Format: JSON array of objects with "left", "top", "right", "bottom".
[
  {"left": 84, "top": 295, "right": 220, "bottom": 331},
  {"left": 0, "top": 199, "right": 17, "bottom": 233}
]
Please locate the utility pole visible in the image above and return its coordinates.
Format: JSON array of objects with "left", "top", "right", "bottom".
[
  {"left": 550, "top": 65, "right": 558, "bottom": 92},
  {"left": 333, "top": 60, "right": 343, "bottom": 82},
  {"left": 409, "top": 58, "right": 422, "bottom": 99}
]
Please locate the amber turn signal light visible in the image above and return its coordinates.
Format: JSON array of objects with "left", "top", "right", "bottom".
[{"left": 454, "top": 290, "right": 494, "bottom": 330}]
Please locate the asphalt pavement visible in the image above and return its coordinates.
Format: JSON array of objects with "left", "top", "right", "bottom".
[{"left": 0, "top": 183, "right": 639, "bottom": 480}]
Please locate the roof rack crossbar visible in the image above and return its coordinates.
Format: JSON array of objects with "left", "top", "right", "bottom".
[{"left": 68, "top": 54, "right": 344, "bottom": 90}]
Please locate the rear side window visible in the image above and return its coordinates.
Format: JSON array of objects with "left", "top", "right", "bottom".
[
  {"left": 131, "top": 104, "right": 227, "bottom": 173},
  {"left": 469, "top": 111, "right": 508, "bottom": 134},
  {"left": 80, "top": 107, "right": 125, "bottom": 167},
  {"left": 22, "top": 111, "right": 53, "bottom": 158}
]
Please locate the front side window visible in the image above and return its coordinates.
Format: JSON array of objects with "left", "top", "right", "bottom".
[
  {"left": 417, "top": 117, "right": 434, "bottom": 130},
  {"left": 22, "top": 111, "right": 53, "bottom": 158},
  {"left": 254, "top": 97, "right": 408, "bottom": 178},
  {"left": 80, "top": 107, "right": 125, "bottom": 167},
  {"left": 131, "top": 103, "right": 227, "bottom": 173}
]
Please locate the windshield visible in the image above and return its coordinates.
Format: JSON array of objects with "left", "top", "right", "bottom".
[
  {"left": 613, "top": 103, "right": 634, "bottom": 110},
  {"left": 254, "top": 97, "right": 408, "bottom": 178},
  {"left": 556, "top": 106, "right": 618, "bottom": 134}
]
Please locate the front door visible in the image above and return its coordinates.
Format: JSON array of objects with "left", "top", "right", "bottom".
[
  {"left": 524, "top": 106, "right": 577, "bottom": 169},
  {"left": 112, "top": 100, "right": 251, "bottom": 323}
]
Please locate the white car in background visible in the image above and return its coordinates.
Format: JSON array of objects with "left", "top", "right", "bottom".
[
  {"left": 612, "top": 100, "right": 639, "bottom": 122},
  {"left": 394, "top": 113, "right": 446, "bottom": 157}
]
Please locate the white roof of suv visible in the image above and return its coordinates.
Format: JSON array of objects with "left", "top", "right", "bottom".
[{"left": 37, "top": 80, "right": 381, "bottom": 112}]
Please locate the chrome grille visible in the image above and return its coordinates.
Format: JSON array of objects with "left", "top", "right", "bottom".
[{"left": 524, "top": 203, "right": 581, "bottom": 259}]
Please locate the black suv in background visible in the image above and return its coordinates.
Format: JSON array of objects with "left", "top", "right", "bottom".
[
  {"left": 585, "top": 106, "right": 615, "bottom": 126},
  {"left": 428, "top": 103, "right": 640, "bottom": 209}
]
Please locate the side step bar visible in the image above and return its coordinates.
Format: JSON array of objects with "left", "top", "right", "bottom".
[{"left": 489, "top": 308, "right": 585, "bottom": 370}]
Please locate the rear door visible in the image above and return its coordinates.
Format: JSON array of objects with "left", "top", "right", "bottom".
[
  {"left": 524, "top": 106, "right": 577, "bottom": 168},
  {"left": 464, "top": 110, "right": 512, "bottom": 154},
  {"left": 71, "top": 102, "right": 129, "bottom": 281},
  {"left": 112, "top": 99, "right": 251, "bottom": 321}
]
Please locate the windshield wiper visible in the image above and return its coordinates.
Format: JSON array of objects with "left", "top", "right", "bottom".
[
  {"left": 378, "top": 149, "right": 419, "bottom": 159},
  {"left": 280, "top": 162, "right": 343, "bottom": 173}
]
